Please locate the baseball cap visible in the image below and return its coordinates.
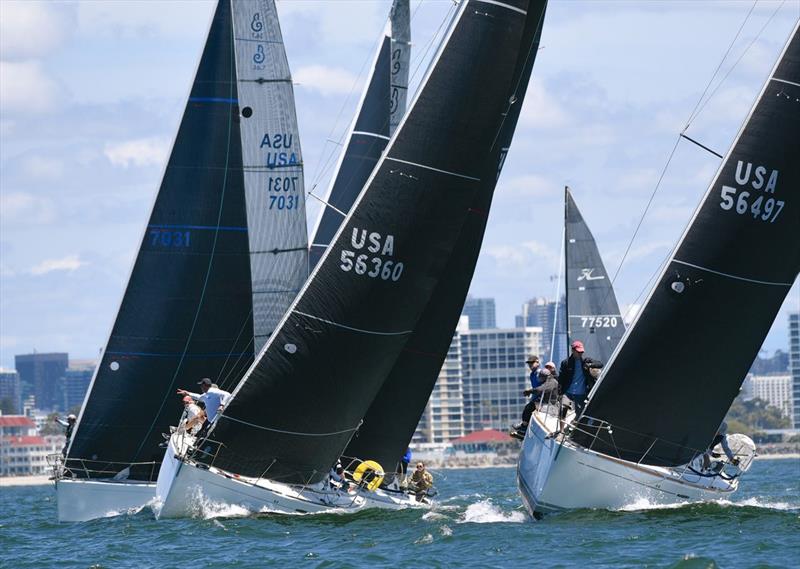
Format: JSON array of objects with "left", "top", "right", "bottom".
[
  {"left": 525, "top": 355, "right": 539, "bottom": 363},
  {"left": 197, "top": 377, "right": 213, "bottom": 387},
  {"left": 571, "top": 340, "right": 585, "bottom": 353}
]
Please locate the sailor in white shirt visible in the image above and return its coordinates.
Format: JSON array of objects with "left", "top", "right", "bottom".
[
  {"left": 176, "top": 377, "right": 231, "bottom": 422},
  {"left": 179, "top": 395, "right": 204, "bottom": 435}
]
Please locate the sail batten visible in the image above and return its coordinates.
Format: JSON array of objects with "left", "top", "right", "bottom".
[{"left": 575, "top": 23, "right": 800, "bottom": 467}]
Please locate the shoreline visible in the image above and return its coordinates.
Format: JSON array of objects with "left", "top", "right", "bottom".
[{"left": 0, "top": 475, "right": 53, "bottom": 487}]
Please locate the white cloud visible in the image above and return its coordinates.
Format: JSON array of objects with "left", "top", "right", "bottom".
[
  {"left": 294, "top": 65, "right": 362, "bottom": 96},
  {"left": 0, "top": 1, "right": 76, "bottom": 60},
  {"left": 77, "top": 1, "right": 214, "bottom": 40},
  {"left": 500, "top": 174, "right": 557, "bottom": 198},
  {"left": 0, "top": 61, "right": 64, "bottom": 113},
  {"left": 20, "top": 155, "right": 65, "bottom": 180},
  {"left": 104, "top": 137, "right": 170, "bottom": 168},
  {"left": 29, "top": 255, "right": 88, "bottom": 276},
  {"left": 0, "top": 192, "right": 56, "bottom": 225},
  {"left": 520, "top": 82, "right": 572, "bottom": 129},
  {"left": 485, "top": 240, "right": 559, "bottom": 271}
]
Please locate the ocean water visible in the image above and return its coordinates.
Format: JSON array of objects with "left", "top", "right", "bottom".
[{"left": 1, "top": 459, "right": 798, "bottom": 568}]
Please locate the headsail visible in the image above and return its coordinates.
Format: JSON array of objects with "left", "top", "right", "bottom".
[
  {"left": 232, "top": 0, "right": 309, "bottom": 353},
  {"left": 574, "top": 24, "right": 800, "bottom": 467},
  {"left": 345, "top": 1, "right": 549, "bottom": 473},
  {"left": 564, "top": 187, "right": 625, "bottom": 364},
  {"left": 206, "top": 0, "right": 543, "bottom": 485},
  {"left": 67, "top": 0, "right": 306, "bottom": 480},
  {"left": 309, "top": 33, "right": 392, "bottom": 270},
  {"left": 390, "top": 0, "right": 410, "bottom": 135}
]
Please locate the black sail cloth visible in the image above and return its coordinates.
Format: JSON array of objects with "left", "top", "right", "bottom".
[
  {"left": 309, "top": 36, "right": 392, "bottom": 271},
  {"left": 345, "top": 0, "right": 549, "bottom": 474},
  {"left": 68, "top": 0, "right": 255, "bottom": 481},
  {"left": 207, "top": 0, "right": 540, "bottom": 485},
  {"left": 565, "top": 187, "right": 625, "bottom": 364},
  {"left": 573, "top": 25, "right": 800, "bottom": 467}
]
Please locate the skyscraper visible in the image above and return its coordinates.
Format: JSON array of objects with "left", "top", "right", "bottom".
[
  {"left": 460, "top": 326, "right": 543, "bottom": 433},
  {"left": 14, "top": 353, "right": 68, "bottom": 411},
  {"left": 0, "top": 369, "right": 20, "bottom": 414},
  {"left": 62, "top": 361, "right": 96, "bottom": 412},
  {"left": 516, "top": 297, "right": 566, "bottom": 364},
  {"left": 790, "top": 311, "right": 799, "bottom": 428},
  {"left": 462, "top": 296, "right": 496, "bottom": 330}
]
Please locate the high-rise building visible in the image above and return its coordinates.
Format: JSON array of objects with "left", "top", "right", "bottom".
[
  {"left": 790, "top": 312, "right": 799, "bottom": 428},
  {"left": 14, "top": 353, "right": 68, "bottom": 412},
  {"left": 62, "top": 361, "right": 95, "bottom": 412},
  {"left": 460, "top": 326, "right": 543, "bottom": 433},
  {"left": 741, "top": 373, "right": 793, "bottom": 423},
  {"left": 462, "top": 297, "right": 496, "bottom": 330},
  {"left": 515, "top": 297, "right": 566, "bottom": 364},
  {"left": 0, "top": 369, "right": 20, "bottom": 414},
  {"left": 413, "top": 318, "right": 466, "bottom": 445}
]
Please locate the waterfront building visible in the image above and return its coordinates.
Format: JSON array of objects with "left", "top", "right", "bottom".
[
  {"left": 460, "top": 326, "right": 543, "bottom": 433},
  {"left": 413, "top": 318, "right": 466, "bottom": 445},
  {"left": 790, "top": 312, "right": 799, "bottom": 428},
  {"left": 0, "top": 415, "right": 65, "bottom": 476},
  {"left": 462, "top": 296, "right": 496, "bottom": 330},
  {"left": 0, "top": 368, "right": 20, "bottom": 414},
  {"left": 14, "top": 353, "right": 68, "bottom": 412},
  {"left": 742, "top": 373, "right": 793, "bottom": 423},
  {"left": 515, "top": 297, "right": 566, "bottom": 364}
]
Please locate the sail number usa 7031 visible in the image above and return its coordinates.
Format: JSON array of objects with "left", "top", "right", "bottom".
[
  {"left": 340, "top": 228, "right": 404, "bottom": 282},
  {"left": 719, "top": 161, "right": 784, "bottom": 223}
]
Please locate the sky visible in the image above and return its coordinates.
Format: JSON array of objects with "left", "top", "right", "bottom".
[{"left": 1, "top": 0, "right": 798, "bottom": 369}]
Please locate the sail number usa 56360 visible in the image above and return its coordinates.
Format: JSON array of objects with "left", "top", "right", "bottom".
[{"left": 340, "top": 228, "right": 403, "bottom": 282}]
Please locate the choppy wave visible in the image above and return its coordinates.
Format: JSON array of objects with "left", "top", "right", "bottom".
[
  {"left": 459, "top": 500, "right": 526, "bottom": 523},
  {"left": 616, "top": 495, "right": 798, "bottom": 513}
]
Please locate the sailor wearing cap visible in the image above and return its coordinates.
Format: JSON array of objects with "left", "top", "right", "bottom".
[
  {"left": 54, "top": 413, "right": 78, "bottom": 455},
  {"left": 557, "top": 340, "right": 602, "bottom": 416},
  {"left": 176, "top": 378, "right": 231, "bottom": 422}
]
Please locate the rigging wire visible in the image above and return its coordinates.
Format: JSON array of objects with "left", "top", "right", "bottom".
[{"left": 549, "top": 226, "right": 565, "bottom": 363}]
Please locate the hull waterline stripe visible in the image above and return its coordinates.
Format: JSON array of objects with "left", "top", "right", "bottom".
[
  {"left": 385, "top": 157, "right": 480, "bottom": 182},
  {"left": 474, "top": 0, "right": 527, "bottom": 16},
  {"left": 352, "top": 130, "right": 391, "bottom": 141},
  {"left": 673, "top": 259, "right": 794, "bottom": 287},
  {"left": 294, "top": 310, "right": 413, "bottom": 336},
  {"left": 772, "top": 77, "right": 800, "bottom": 88}
]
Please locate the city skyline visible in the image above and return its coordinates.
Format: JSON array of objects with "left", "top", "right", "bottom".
[{"left": 2, "top": 1, "right": 799, "bottom": 367}]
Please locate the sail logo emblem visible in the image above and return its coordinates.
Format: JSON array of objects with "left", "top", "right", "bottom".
[
  {"left": 250, "top": 12, "right": 263, "bottom": 33},
  {"left": 577, "top": 268, "right": 605, "bottom": 281},
  {"left": 253, "top": 45, "right": 266, "bottom": 65}
]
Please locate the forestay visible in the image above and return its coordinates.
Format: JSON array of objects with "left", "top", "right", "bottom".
[
  {"left": 574, "top": 24, "right": 800, "bottom": 467},
  {"left": 207, "top": 0, "right": 541, "bottom": 485},
  {"left": 345, "top": 0, "right": 549, "bottom": 474},
  {"left": 564, "top": 187, "right": 625, "bottom": 364},
  {"left": 309, "top": 34, "right": 392, "bottom": 270},
  {"left": 232, "top": 0, "right": 309, "bottom": 352}
]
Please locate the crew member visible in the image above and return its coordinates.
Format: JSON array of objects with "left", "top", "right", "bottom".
[
  {"left": 177, "top": 378, "right": 231, "bottom": 422},
  {"left": 558, "top": 341, "right": 601, "bottom": 417}
]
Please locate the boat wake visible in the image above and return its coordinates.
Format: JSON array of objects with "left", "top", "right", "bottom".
[
  {"left": 459, "top": 500, "right": 526, "bottom": 524},
  {"left": 615, "top": 496, "right": 798, "bottom": 513}
]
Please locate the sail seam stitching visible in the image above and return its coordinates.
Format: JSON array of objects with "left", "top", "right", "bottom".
[
  {"left": 673, "top": 260, "right": 794, "bottom": 287},
  {"left": 221, "top": 414, "right": 360, "bottom": 437},
  {"left": 294, "top": 310, "right": 413, "bottom": 336},
  {"left": 385, "top": 157, "right": 480, "bottom": 181},
  {"left": 473, "top": 0, "right": 527, "bottom": 16}
]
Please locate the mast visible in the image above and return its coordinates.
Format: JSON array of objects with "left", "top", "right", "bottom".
[
  {"left": 205, "top": 0, "right": 547, "bottom": 485},
  {"left": 344, "top": 0, "right": 550, "bottom": 473},
  {"left": 563, "top": 185, "right": 571, "bottom": 357},
  {"left": 564, "top": 187, "right": 625, "bottom": 364},
  {"left": 390, "top": 0, "right": 410, "bottom": 135},
  {"left": 574, "top": 23, "right": 800, "bottom": 466}
]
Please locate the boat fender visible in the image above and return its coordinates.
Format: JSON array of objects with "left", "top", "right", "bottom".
[{"left": 352, "top": 460, "right": 384, "bottom": 492}]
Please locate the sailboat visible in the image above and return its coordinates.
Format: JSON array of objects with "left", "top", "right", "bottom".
[
  {"left": 517, "top": 22, "right": 799, "bottom": 515},
  {"left": 156, "top": 0, "right": 548, "bottom": 518},
  {"left": 56, "top": 0, "right": 309, "bottom": 522}
]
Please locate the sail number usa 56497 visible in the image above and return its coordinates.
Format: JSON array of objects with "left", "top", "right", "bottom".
[
  {"left": 719, "top": 161, "right": 784, "bottom": 223},
  {"left": 340, "top": 228, "right": 403, "bottom": 282}
]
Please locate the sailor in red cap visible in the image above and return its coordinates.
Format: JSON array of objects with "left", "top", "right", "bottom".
[{"left": 557, "top": 340, "right": 601, "bottom": 416}]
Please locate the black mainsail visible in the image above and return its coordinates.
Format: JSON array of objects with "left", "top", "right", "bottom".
[
  {"left": 67, "top": 0, "right": 308, "bottom": 481},
  {"left": 564, "top": 187, "right": 625, "bottom": 364},
  {"left": 309, "top": 34, "right": 392, "bottom": 270},
  {"left": 573, "top": 24, "right": 800, "bottom": 467},
  {"left": 207, "top": 0, "right": 544, "bottom": 485},
  {"left": 345, "top": 1, "right": 549, "bottom": 473}
]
